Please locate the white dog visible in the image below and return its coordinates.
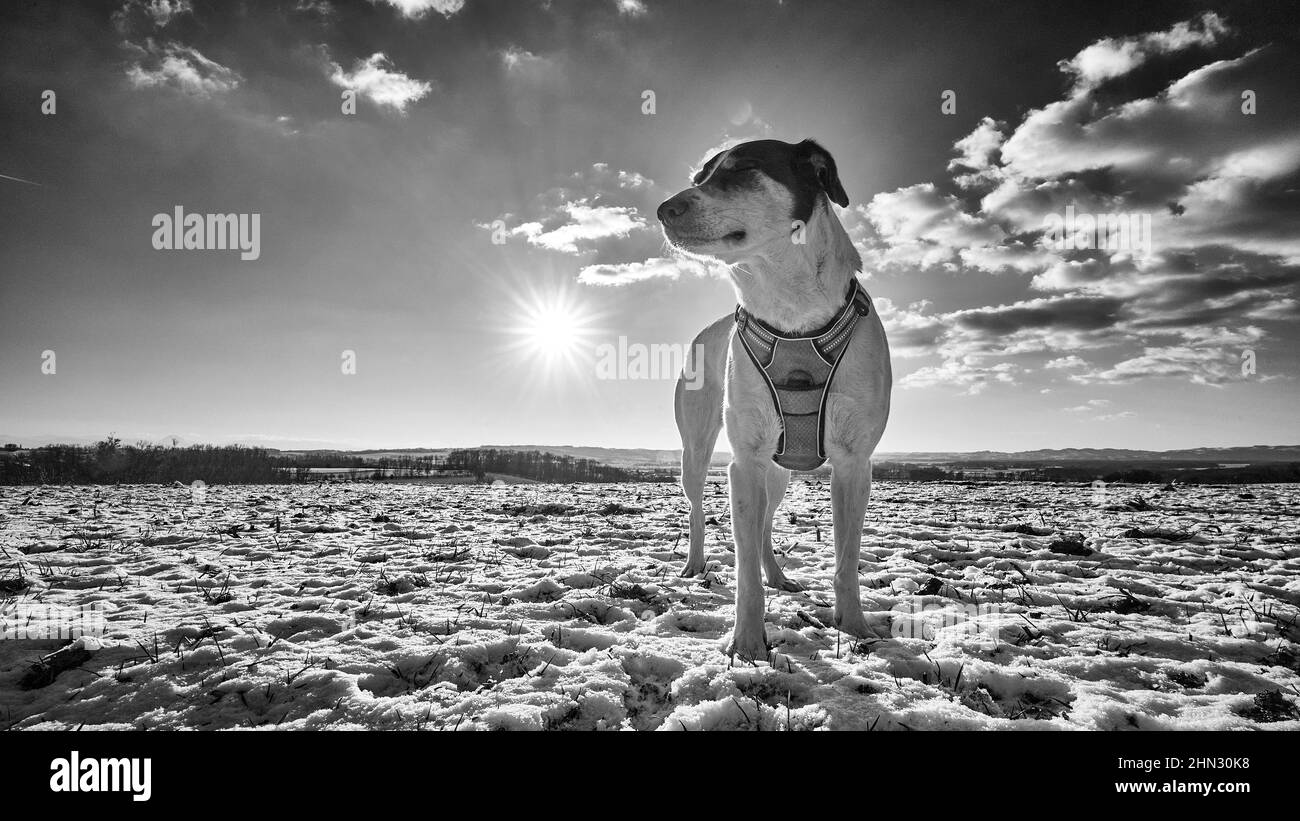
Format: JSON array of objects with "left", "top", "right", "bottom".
[{"left": 659, "top": 138, "right": 892, "bottom": 661}]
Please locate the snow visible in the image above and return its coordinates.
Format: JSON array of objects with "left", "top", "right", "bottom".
[{"left": 1, "top": 480, "right": 1297, "bottom": 730}]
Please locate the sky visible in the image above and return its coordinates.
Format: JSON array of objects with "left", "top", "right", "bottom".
[{"left": 0, "top": 0, "right": 1297, "bottom": 452}]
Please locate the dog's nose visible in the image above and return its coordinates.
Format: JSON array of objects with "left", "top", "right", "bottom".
[{"left": 657, "top": 194, "right": 691, "bottom": 223}]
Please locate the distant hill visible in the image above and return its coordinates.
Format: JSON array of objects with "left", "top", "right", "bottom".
[
  {"left": 468, "top": 444, "right": 1300, "bottom": 467},
  {"left": 6, "top": 438, "right": 1298, "bottom": 468},
  {"left": 479, "top": 445, "right": 684, "bottom": 467},
  {"left": 876, "top": 446, "right": 1300, "bottom": 464}
]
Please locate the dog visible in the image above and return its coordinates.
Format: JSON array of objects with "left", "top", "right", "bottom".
[{"left": 658, "top": 138, "right": 892, "bottom": 661}]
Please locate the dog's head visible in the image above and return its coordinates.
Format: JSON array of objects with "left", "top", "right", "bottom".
[{"left": 657, "top": 138, "right": 849, "bottom": 262}]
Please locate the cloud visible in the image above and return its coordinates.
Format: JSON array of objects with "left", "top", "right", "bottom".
[
  {"left": 872, "top": 297, "right": 945, "bottom": 358},
  {"left": 1061, "top": 399, "right": 1135, "bottom": 421},
  {"left": 614, "top": 0, "right": 647, "bottom": 17},
  {"left": 1094, "top": 411, "right": 1136, "bottom": 422},
  {"left": 512, "top": 203, "right": 646, "bottom": 253},
  {"left": 1045, "top": 355, "right": 1088, "bottom": 370},
  {"left": 1064, "top": 399, "right": 1111, "bottom": 412},
  {"left": 144, "top": 0, "right": 192, "bottom": 26},
  {"left": 857, "top": 184, "right": 1006, "bottom": 271},
  {"left": 1058, "top": 11, "right": 1229, "bottom": 90},
  {"left": 328, "top": 52, "right": 432, "bottom": 113},
  {"left": 373, "top": 0, "right": 465, "bottom": 19},
  {"left": 899, "top": 359, "right": 1022, "bottom": 395},
  {"left": 498, "top": 47, "right": 565, "bottom": 123},
  {"left": 295, "top": 0, "right": 334, "bottom": 15},
  {"left": 500, "top": 46, "right": 555, "bottom": 78},
  {"left": 947, "top": 116, "right": 1004, "bottom": 189},
  {"left": 578, "top": 255, "right": 723, "bottom": 287},
  {"left": 1071, "top": 344, "right": 1243, "bottom": 386},
  {"left": 857, "top": 12, "right": 1300, "bottom": 394},
  {"left": 113, "top": 0, "right": 192, "bottom": 31},
  {"left": 124, "top": 41, "right": 240, "bottom": 97},
  {"left": 486, "top": 162, "right": 704, "bottom": 285}
]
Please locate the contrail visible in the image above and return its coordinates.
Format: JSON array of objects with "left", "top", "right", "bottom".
[{"left": 0, "top": 172, "right": 41, "bottom": 186}]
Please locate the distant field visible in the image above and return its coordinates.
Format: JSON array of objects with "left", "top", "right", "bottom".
[{"left": 1, "top": 481, "right": 1298, "bottom": 730}]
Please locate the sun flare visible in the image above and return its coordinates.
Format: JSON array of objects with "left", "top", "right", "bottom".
[
  {"left": 523, "top": 303, "right": 583, "bottom": 357},
  {"left": 504, "top": 287, "right": 602, "bottom": 376}
]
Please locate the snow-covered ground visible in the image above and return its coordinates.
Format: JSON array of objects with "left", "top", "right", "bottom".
[{"left": 1, "top": 480, "right": 1298, "bottom": 731}]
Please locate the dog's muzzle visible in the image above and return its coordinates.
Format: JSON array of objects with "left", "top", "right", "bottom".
[{"left": 656, "top": 193, "right": 693, "bottom": 224}]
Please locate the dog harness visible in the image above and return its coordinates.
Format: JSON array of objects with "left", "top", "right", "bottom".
[{"left": 734, "top": 279, "right": 871, "bottom": 472}]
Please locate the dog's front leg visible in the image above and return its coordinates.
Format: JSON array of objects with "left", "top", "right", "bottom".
[
  {"left": 727, "top": 454, "right": 770, "bottom": 661},
  {"left": 830, "top": 457, "right": 877, "bottom": 638}
]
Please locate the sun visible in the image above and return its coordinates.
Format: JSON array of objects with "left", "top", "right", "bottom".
[
  {"left": 523, "top": 302, "right": 583, "bottom": 358},
  {"left": 503, "top": 286, "right": 601, "bottom": 375}
]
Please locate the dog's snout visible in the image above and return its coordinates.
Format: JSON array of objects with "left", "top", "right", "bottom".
[{"left": 657, "top": 194, "right": 692, "bottom": 223}]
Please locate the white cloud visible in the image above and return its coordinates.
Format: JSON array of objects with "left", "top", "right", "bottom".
[
  {"left": 948, "top": 116, "right": 1004, "bottom": 188},
  {"left": 1058, "top": 12, "right": 1229, "bottom": 90},
  {"left": 328, "top": 52, "right": 432, "bottom": 113},
  {"left": 373, "top": 0, "right": 465, "bottom": 19},
  {"left": 144, "top": 0, "right": 192, "bottom": 26},
  {"left": 1072, "top": 345, "right": 1241, "bottom": 386},
  {"left": 872, "top": 297, "right": 945, "bottom": 358},
  {"left": 855, "top": 185, "right": 1005, "bottom": 271},
  {"left": 1094, "top": 411, "right": 1136, "bottom": 422},
  {"left": 512, "top": 203, "right": 646, "bottom": 253},
  {"left": 486, "top": 163, "right": 676, "bottom": 279},
  {"left": 125, "top": 41, "right": 240, "bottom": 97},
  {"left": 1064, "top": 399, "right": 1111, "bottom": 412},
  {"left": 578, "top": 256, "right": 723, "bottom": 287},
  {"left": 1045, "top": 355, "right": 1088, "bottom": 370},
  {"left": 614, "top": 0, "right": 647, "bottom": 16},
  {"left": 113, "top": 0, "right": 192, "bottom": 32},
  {"left": 899, "top": 359, "right": 1022, "bottom": 395},
  {"left": 616, "top": 169, "right": 652, "bottom": 190},
  {"left": 852, "top": 12, "right": 1300, "bottom": 394},
  {"left": 499, "top": 46, "right": 558, "bottom": 81},
  {"left": 295, "top": 0, "right": 334, "bottom": 14}
]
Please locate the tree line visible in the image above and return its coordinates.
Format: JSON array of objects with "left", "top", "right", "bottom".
[
  {"left": 872, "top": 461, "right": 1300, "bottom": 484},
  {"left": 0, "top": 438, "right": 283, "bottom": 485},
  {"left": 3, "top": 440, "right": 1293, "bottom": 486},
  {"left": 442, "top": 448, "right": 674, "bottom": 483},
  {"left": 0, "top": 440, "right": 676, "bottom": 485}
]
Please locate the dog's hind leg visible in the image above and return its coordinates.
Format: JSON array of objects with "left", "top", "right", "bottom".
[
  {"left": 674, "top": 316, "right": 730, "bottom": 578},
  {"left": 760, "top": 464, "right": 802, "bottom": 591},
  {"left": 678, "top": 434, "right": 716, "bottom": 578}
]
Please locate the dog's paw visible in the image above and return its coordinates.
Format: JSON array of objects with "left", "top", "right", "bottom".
[
  {"left": 725, "top": 626, "right": 771, "bottom": 663},
  {"left": 766, "top": 575, "right": 804, "bottom": 593},
  {"left": 833, "top": 609, "right": 890, "bottom": 641},
  {"left": 678, "top": 557, "right": 707, "bottom": 578}
]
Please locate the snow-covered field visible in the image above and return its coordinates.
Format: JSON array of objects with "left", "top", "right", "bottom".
[{"left": 2, "top": 480, "right": 1298, "bottom": 731}]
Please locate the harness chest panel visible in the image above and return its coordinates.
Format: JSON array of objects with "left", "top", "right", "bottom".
[{"left": 734, "top": 280, "right": 871, "bottom": 472}]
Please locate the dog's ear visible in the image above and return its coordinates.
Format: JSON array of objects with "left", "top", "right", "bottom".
[{"left": 796, "top": 139, "right": 849, "bottom": 207}]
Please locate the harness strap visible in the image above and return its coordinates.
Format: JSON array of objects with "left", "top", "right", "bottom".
[{"left": 734, "top": 280, "right": 871, "bottom": 471}]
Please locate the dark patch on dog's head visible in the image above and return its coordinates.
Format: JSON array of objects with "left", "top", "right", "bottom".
[{"left": 692, "top": 138, "right": 849, "bottom": 222}]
